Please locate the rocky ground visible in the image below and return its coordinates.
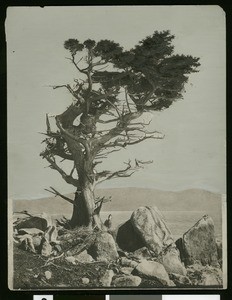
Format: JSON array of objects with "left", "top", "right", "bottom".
[{"left": 12, "top": 206, "right": 223, "bottom": 289}]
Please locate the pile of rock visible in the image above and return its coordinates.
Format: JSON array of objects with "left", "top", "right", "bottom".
[
  {"left": 13, "top": 205, "right": 223, "bottom": 288},
  {"left": 14, "top": 212, "right": 60, "bottom": 257},
  {"left": 112, "top": 206, "right": 222, "bottom": 287}
]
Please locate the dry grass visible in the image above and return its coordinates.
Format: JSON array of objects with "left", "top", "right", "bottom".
[{"left": 13, "top": 245, "right": 110, "bottom": 289}]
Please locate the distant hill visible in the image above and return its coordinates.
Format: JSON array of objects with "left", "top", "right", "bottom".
[{"left": 12, "top": 188, "right": 222, "bottom": 216}]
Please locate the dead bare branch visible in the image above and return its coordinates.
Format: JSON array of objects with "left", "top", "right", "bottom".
[
  {"left": 46, "top": 114, "right": 51, "bottom": 134},
  {"left": 125, "top": 88, "right": 132, "bottom": 113},
  {"left": 97, "top": 117, "right": 119, "bottom": 124},
  {"left": 56, "top": 117, "right": 89, "bottom": 153},
  {"left": 45, "top": 187, "right": 74, "bottom": 204},
  {"left": 70, "top": 163, "right": 75, "bottom": 177},
  {"left": 103, "top": 133, "right": 164, "bottom": 149},
  {"left": 93, "top": 111, "right": 143, "bottom": 150},
  {"left": 44, "top": 155, "right": 79, "bottom": 187},
  {"left": 96, "top": 158, "right": 152, "bottom": 185}
]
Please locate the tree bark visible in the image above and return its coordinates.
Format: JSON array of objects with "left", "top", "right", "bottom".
[{"left": 69, "top": 177, "right": 103, "bottom": 229}]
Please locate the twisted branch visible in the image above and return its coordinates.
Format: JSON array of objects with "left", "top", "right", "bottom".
[
  {"left": 96, "top": 159, "right": 153, "bottom": 184},
  {"left": 44, "top": 155, "right": 79, "bottom": 187},
  {"left": 45, "top": 187, "right": 74, "bottom": 204}
]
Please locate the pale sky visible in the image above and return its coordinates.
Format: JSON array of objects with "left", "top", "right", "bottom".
[{"left": 6, "top": 6, "right": 226, "bottom": 200}]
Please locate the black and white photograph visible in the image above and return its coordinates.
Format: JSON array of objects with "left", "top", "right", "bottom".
[{"left": 7, "top": 6, "right": 226, "bottom": 290}]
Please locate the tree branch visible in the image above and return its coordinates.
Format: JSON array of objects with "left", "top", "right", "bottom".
[
  {"left": 96, "top": 159, "right": 153, "bottom": 185},
  {"left": 56, "top": 117, "right": 89, "bottom": 153},
  {"left": 103, "top": 133, "right": 164, "bottom": 149},
  {"left": 45, "top": 187, "right": 74, "bottom": 204},
  {"left": 125, "top": 88, "right": 132, "bottom": 113},
  {"left": 97, "top": 117, "right": 119, "bottom": 124},
  {"left": 93, "top": 111, "right": 143, "bottom": 150},
  {"left": 44, "top": 155, "right": 80, "bottom": 187},
  {"left": 51, "top": 84, "right": 85, "bottom": 103},
  {"left": 40, "top": 130, "right": 74, "bottom": 161},
  {"left": 56, "top": 103, "right": 83, "bottom": 129},
  {"left": 68, "top": 54, "right": 88, "bottom": 75}
]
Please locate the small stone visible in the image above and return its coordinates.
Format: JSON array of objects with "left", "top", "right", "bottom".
[
  {"left": 44, "top": 225, "right": 58, "bottom": 243},
  {"left": 119, "top": 257, "right": 138, "bottom": 268},
  {"left": 65, "top": 256, "right": 76, "bottom": 264},
  {"left": 100, "top": 270, "right": 114, "bottom": 287},
  {"left": 82, "top": 277, "right": 90, "bottom": 284},
  {"left": 113, "top": 275, "right": 141, "bottom": 287},
  {"left": 45, "top": 270, "right": 52, "bottom": 280},
  {"left": 133, "top": 260, "right": 171, "bottom": 286},
  {"left": 186, "top": 264, "right": 223, "bottom": 286},
  {"left": 74, "top": 250, "right": 94, "bottom": 263},
  {"left": 21, "top": 236, "right": 36, "bottom": 253},
  {"left": 200, "top": 268, "right": 223, "bottom": 286},
  {"left": 169, "top": 273, "right": 192, "bottom": 286},
  {"left": 40, "top": 237, "right": 52, "bottom": 257},
  {"left": 120, "top": 267, "right": 134, "bottom": 275},
  {"left": 32, "top": 235, "right": 43, "bottom": 248},
  {"left": 168, "top": 280, "right": 176, "bottom": 287},
  {"left": 54, "top": 244, "right": 62, "bottom": 253}
]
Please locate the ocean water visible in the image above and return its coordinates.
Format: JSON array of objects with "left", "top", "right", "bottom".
[{"left": 100, "top": 210, "right": 222, "bottom": 240}]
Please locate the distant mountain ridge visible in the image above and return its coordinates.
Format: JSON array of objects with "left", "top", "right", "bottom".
[{"left": 12, "top": 188, "right": 222, "bottom": 216}]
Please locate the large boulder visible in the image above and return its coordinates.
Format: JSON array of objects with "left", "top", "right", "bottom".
[
  {"left": 15, "top": 213, "right": 53, "bottom": 232},
  {"left": 130, "top": 206, "right": 174, "bottom": 255},
  {"left": 88, "top": 232, "right": 119, "bottom": 262},
  {"left": 132, "top": 260, "right": 172, "bottom": 286},
  {"left": 177, "top": 215, "right": 218, "bottom": 266},
  {"left": 18, "top": 228, "right": 44, "bottom": 235},
  {"left": 216, "top": 239, "right": 222, "bottom": 261},
  {"left": 116, "top": 206, "right": 174, "bottom": 254},
  {"left": 160, "top": 246, "right": 187, "bottom": 276},
  {"left": 116, "top": 220, "right": 145, "bottom": 252}
]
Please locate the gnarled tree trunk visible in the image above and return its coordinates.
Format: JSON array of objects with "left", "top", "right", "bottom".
[{"left": 69, "top": 170, "right": 103, "bottom": 229}]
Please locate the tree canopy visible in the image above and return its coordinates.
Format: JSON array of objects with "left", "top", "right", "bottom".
[{"left": 40, "top": 30, "right": 200, "bottom": 227}]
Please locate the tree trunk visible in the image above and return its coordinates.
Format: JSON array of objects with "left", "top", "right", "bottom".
[{"left": 69, "top": 180, "right": 103, "bottom": 229}]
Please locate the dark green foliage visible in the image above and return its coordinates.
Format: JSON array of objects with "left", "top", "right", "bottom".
[
  {"left": 65, "top": 31, "right": 200, "bottom": 110},
  {"left": 64, "top": 39, "right": 84, "bottom": 55},
  {"left": 94, "top": 40, "right": 123, "bottom": 60},
  {"left": 83, "top": 39, "right": 96, "bottom": 50},
  {"left": 64, "top": 31, "right": 200, "bottom": 113}
]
